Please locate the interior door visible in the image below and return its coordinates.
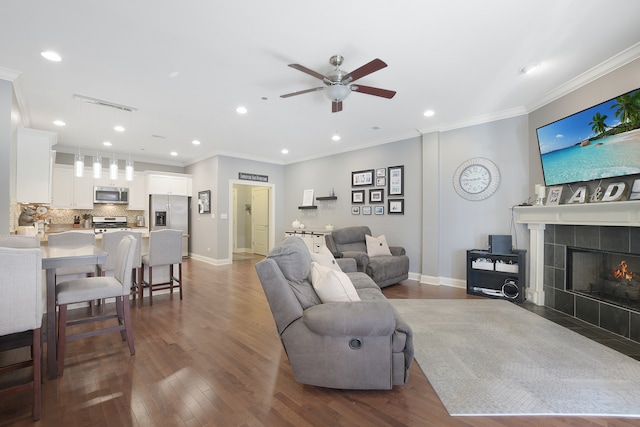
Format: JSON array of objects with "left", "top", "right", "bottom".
[{"left": 252, "top": 187, "right": 269, "bottom": 256}]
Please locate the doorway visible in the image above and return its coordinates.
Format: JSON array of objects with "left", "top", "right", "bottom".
[{"left": 230, "top": 181, "right": 275, "bottom": 261}]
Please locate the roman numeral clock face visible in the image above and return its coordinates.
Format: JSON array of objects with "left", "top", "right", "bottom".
[{"left": 453, "top": 157, "right": 500, "bottom": 201}]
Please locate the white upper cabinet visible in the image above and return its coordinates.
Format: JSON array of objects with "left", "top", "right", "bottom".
[
  {"left": 128, "top": 171, "right": 147, "bottom": 210},
  {"left": 16, "top": 128, "right": 57, "bottom": 204},
  {"left": 51, "top": 165, "right": 93, "bottom": 209},
  {"left": 146, "top": 172, "right": 192, "bottom": 196}
]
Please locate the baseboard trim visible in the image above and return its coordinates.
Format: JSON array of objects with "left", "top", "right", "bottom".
[{"left": 189, "top": 253, "right": 232, "bottom": 266}]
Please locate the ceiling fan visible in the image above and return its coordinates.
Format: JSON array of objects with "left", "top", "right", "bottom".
[{"left": 280, "top": 55, "right": 396, "bottom": 113}]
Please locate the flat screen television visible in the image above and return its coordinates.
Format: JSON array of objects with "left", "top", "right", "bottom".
[{"left": 536, "top": 87, "right": 640, "bottom": 186}]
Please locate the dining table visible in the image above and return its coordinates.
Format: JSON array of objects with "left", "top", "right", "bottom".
[{"left": 40, "top": 244, "right": 107, "bottom": 379}]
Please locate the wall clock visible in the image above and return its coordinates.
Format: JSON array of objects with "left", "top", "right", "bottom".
[{"left": 453, "top": 157, "right": 500, "bottom": 201}]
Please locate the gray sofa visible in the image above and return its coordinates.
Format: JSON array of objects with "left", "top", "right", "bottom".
[
  {"left": 325, "top": 226, "right": 410, "bottom": 288},
  {"left": 255, "top": 236, "right": 413, "bottom": 390}
]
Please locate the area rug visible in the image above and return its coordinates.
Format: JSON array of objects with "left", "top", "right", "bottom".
[{"left": 390, "top": 299, "right": 640, "bottom": 417}]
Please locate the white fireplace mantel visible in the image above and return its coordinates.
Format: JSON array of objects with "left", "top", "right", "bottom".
[
  {"left": 513, "top": 200, "right": 640, "bottom": 306},
  {"left": 513, "top": 200, "right": 640, "bottom": 227}
]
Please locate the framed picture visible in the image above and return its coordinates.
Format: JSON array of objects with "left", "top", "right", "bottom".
[
  {"left": 352, "top": 190, "right": 365, "bottom": 204},
  {"left": 351, "top": 206, "right": 361, "bottom": 215},
  {"left": 546, "top": 186, "right": 563, "bottom": 206},
  {"left": 198, "top": 190, "right": 211, "bottom": 214},
  {"left": 374, "top": 206, "right": 384, "bottom": 215},
  {"left": 352, "top": 169, "right": 374, "bottom": 187},
  {"left": 388, "top": 165, "right": 404, "bottom": 196},
  {"left": 376, "top": 177, "right": 386, "bottom": 187},
  {"left": 362, "top": 206, "right": 372, "bottom": 215},
  {"left": 388, "top": 199, "right": 404, "bottom": 214},
  {"left": 369, "top": 189, "right": 384, "bottom": 204},
  {"left": 302, "top": 189, "right": 314, "bottom": 206},
  {"left": 376, "top": 168, "right": 386, "bottom": 177}
]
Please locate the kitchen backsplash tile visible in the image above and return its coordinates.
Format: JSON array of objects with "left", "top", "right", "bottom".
[{"left": 19, "top": 203, "right": 144, "bottom": 225}]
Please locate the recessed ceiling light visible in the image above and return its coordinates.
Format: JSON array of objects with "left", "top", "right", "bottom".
[
  {"left": 103, "top": 141, "right": 112, "bottom": 146},
  {"left": 192, "top": 140, "right": 201, "bottom": 145},
  {"left": 236, "top": 106, "right": 247, "bottom": 114},
  {"left": 41, "top": 51, "right": 61, "bottom": 62},
  {"left": 281, "top": 149, "right": 289, "bottom": 154},
  {"left": 423, "top": 110, "right": 435, "bottom": 117},
  {"left": 521, "top": 63, "right": 542, "bottom": 74},
  {"left": 53, "top": 120, "right": 66, "bottom": 126},
  {"left": 170, "top": 151, "right": 178, "bottom": 156},
  {"left": 332, "top": 134, "right": 341, "bottom": 141},
  {"left": 114, "top": 125, "right": 125, "bottom": 132}
]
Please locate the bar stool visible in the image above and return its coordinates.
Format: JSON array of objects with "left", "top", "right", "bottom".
[{"left": 141, "top": 229, "right": 183, "bottom": 305}]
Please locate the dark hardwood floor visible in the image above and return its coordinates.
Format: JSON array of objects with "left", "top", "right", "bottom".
[{"left": 2, "top": 257, "right": 640, "bottom": 426}]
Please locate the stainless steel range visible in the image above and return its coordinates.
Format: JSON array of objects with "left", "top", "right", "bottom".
[{"left": 92, "top": 216, "right": 131, "bottom": 234}]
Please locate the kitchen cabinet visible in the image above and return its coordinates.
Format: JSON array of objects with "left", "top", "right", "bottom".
[
  {"left": 51, "top": 165, "right": 94, "bottom": 209},
  {"left": 146, "top": 172, "right": 192, "bottom": 196},
  {"left": 93, "top": 174, "right": 128, "bottom": 188},
  {"left": 16, "top": 128, "right": 57, "bottom": 203},
  {"left": 128, "top": 172, "right": 147, "bottom": 210}
]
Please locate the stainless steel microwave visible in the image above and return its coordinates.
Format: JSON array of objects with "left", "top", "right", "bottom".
[{"left": 94, "top": 186, "right": 129, "bottom": 204}]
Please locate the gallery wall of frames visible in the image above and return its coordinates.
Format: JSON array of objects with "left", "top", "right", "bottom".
[{"left": 351, "top": 165, "right": 404, "bottom": 215}]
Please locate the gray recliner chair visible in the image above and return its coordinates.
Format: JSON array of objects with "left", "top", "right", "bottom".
[
  {"left": 325, "top": 226, "right": 409, "bottom": 288},
  {"left": 255, "top": 237, "right": 413, "bottom": 390}
]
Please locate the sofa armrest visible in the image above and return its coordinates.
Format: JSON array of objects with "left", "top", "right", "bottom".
[
  {"left": 303, "top": 301, "right": 396, "bottom": 337},
  {"left": 341, "top": 251, "right": 370, "bottom": 271},
  {"left": 389, "top": 246, "right": 406, "bottom": 256},
  {"left": 337, "top": 258, "right": 357, "bottom": 273}
]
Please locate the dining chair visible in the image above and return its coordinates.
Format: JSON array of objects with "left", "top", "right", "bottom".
[
  {"left": 141, "top": 229, "right": 183, "bottom": 305},
  {"left": 56, "top": 235, "right": 137, "bottom": 376},
  {"left": 0, "top": 246, "right": 43, "bottom": 420},
  {"left": 48, "top": 231, "right": 100, "bottom": 314},
  {"left": 47, "top": 231, "right": 97, "bottom": 279},
  {"left": 101, "top": 231, "right": 143, "bottom": 303},
  {"left": 0, "top": 235, "right": 41, "bottom": 248}
]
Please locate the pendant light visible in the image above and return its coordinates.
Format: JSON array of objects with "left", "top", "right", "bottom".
[
  {"left": 125, "top": 155, "right": 134, "bottom": 181},
  {"left": 93, "top": 152, "right": 102, "bottom": 179},
  {"left": 74, "top": 149, "right": 84, "bottom": 177},
  {"left": 110, "top": 156, "right": 118, "bottom": 180}
]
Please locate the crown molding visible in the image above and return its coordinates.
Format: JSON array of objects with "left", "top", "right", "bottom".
[{"left": 527, "top": 42, "right": 640, "bottom": 112}]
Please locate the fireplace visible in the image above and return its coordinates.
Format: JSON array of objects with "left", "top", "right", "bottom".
[
  {"left": 568, "top": 247, "right": 640, "bottom": 311},
  {"left": 513, "top": 201, "right": 640, "bottom": 344}
]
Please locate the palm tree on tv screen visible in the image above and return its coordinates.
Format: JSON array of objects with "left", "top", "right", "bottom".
[{"left": 589, "top": 112, "right": 608, "bottom": 137}]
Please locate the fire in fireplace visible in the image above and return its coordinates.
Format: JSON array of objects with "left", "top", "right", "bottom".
[{"left": 567, "top": 247, "right": 640, "bottom": 310}]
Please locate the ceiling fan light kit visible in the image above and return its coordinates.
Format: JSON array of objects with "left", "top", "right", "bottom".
[{"left": 281, "top": 54, "right": 396, "bottom": 112}]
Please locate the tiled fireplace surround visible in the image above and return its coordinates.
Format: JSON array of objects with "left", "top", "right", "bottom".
[{"left": 514, "top": 201, "right": 640, "bottom": 344}]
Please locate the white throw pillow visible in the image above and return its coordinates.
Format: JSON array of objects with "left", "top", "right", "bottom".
[
  {"left": 310, "top": 245, "right": 341, "bottom": 271},
  {"left": 310, "top": 262, "right": 361, "bottom": 303},
  {"left": 365, "top": 234, "right": 392, "bottom": 257}
]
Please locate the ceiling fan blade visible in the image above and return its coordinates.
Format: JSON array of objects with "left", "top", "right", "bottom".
[
  {"left": 288, "top": 64, "right": 328, "bottom": 81},
  {"left": 351, "top": 84, "right": 396, "bottom": 99},
  {"left": 280, "top": 87, "right": 324, "bottom": 98},
  {"left": 343, "top": 58, "right": 387, "bottom": 83},
  {"left": 332, "top": 101, "right": 343, "bottom": 113}
]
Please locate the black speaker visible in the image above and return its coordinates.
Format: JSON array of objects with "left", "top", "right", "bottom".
[{"left": 488, "top": 235, "right": 512, "bottom": 254}]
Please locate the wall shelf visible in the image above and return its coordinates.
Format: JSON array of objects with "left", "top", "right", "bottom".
[
  {"left": 315, "top": 196, "right": 337, "bottom": 201},
  {"left": 298, "top": 206, "right": 317, "bottom": 210}
]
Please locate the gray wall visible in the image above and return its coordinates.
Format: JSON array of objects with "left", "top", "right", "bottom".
[
  {"left": 528, "top": 57, "right": 640, "bottom": 191},
  {"left": 284, "top": 137, "right": 423, "bottom": 275},
  {"left": 429, "top": 116, "right": 530, "bottom": 285},
  {"left": 185, "top": 155, "right": 285, "bottom": 262},
  {"left": 0, "top": 80, "right": 11, "bottom": 234}
]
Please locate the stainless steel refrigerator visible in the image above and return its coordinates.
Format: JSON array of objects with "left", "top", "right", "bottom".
[{"left": 149, "top": 194, "right": 190, "bottom": 257}]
